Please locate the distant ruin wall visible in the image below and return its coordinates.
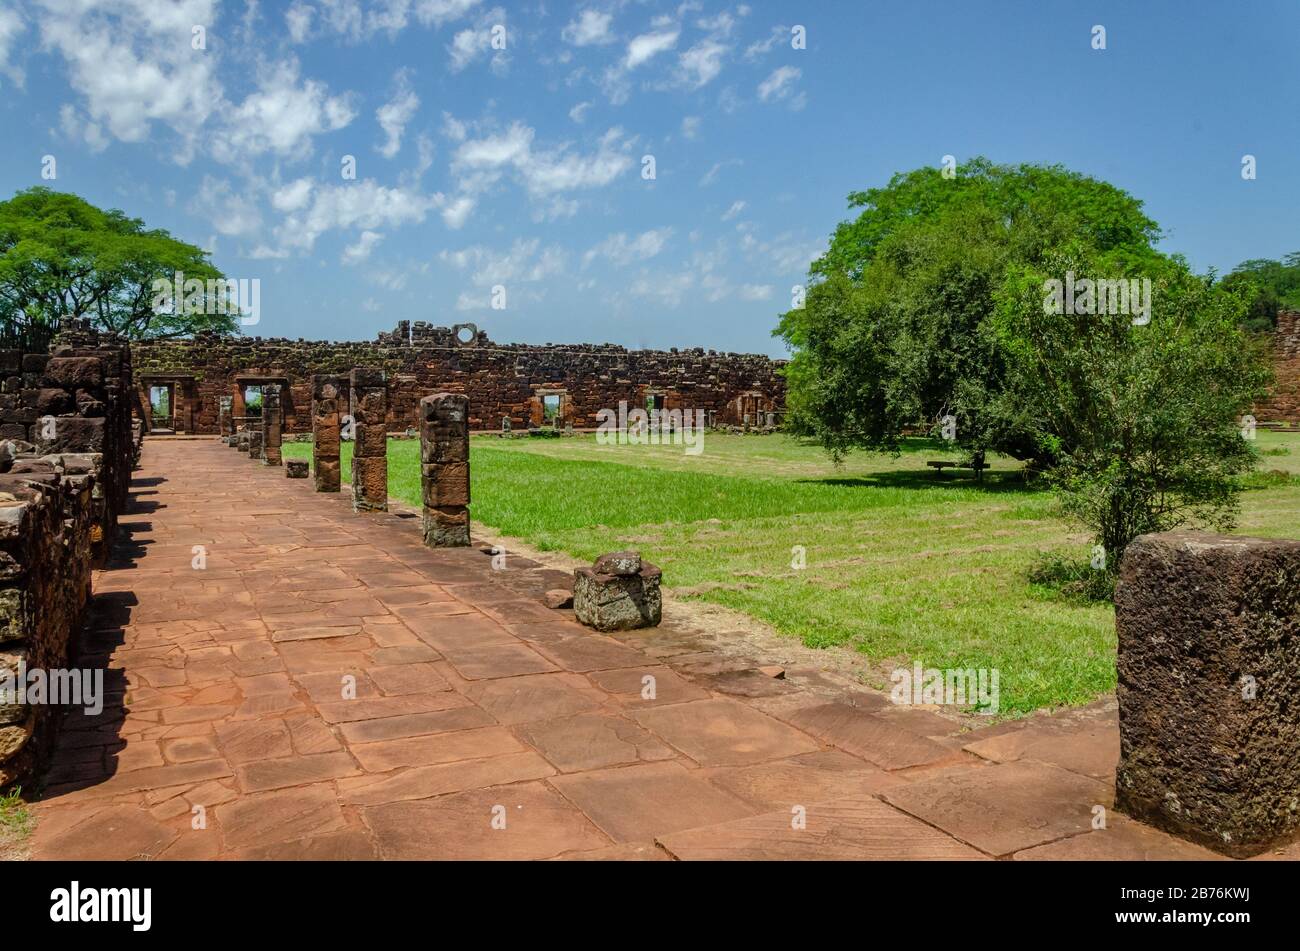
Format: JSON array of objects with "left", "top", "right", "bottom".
[
  {"left": 130, "top": 321, "right": 787, "bottom": 435},
  {"left": 1255, "top": 311, "right": 1300, "bottom": 423}
]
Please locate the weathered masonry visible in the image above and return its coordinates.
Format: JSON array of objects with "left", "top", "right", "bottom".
[
  {"left": 1254, "top": 310, "right": 1300, "bottom": 424},
  {"left": 131, "top": 322, "right": 787, "bottom": 435}
]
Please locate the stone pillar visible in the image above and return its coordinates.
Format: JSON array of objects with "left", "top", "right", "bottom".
[
  {"left": 261, "top": 383, "right": 282, "bottom": 466},
  {"left": 419, "top": 393, "right": 470, "bottom": 547},
  {"left": 218, "top": 396, "right": 232, "bottom": 439},
  {"left": 312, "top": 375, "right": 344, "bottom": 493},
  {"left": 1115, "top": 530, "right": 1300, "bottom": 857},
  {"left": 350, "top": 368, "right": 387, "bottom": 513},
  {"left": 248, "top": 427, "right": 263, "bottom": 459}
]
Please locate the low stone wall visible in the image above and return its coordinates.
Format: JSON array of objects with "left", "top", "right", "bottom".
[
  {"left": 131, "top": 322, "right": 786, "bottom": 435},
  {"left": 0, "top": 459, "right": 98, "bottom": 786},
  {"left": 0, "top": 326, "right": 137, "bottom": 787}
]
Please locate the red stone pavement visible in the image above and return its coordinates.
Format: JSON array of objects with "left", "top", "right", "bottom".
[{"left": 25, "top": 439, "right": 1288, "bottom": 860}]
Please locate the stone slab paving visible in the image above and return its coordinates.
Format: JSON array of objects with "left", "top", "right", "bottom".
[{"left": 24, "top": 438, "right": 1270, "bottom": 861}]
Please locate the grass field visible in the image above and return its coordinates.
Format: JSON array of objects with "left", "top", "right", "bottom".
[{"left": 283, "top": 429, "right": 1300, "bottom": 716}]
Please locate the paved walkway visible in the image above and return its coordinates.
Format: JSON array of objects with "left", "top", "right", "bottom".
[{"left": 28, "top": 439, "right": 1271, "bottom": 860}]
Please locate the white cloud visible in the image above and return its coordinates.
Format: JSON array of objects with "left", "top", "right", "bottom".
[
  {"left": 447, "top": 8, "right": 509, "bottom": 73},
  {"left": 562, "top": 10, "right": 614, "bottom": 46},
  {"left": 624, "top": 29, "right": 678, "bottom": 69},
  {"left": 276, "top": 180, "right": 441, "bottom": 252},
  {"left": 569, "top": 101, "right": 592, "bottom": 123},
  {"left": 677, "top": 39, "right": 727, "bottom": 88},
  {"left": 440, "top": 238, "right": 566, "bottom": 286},
  {"left": 583, "top": 228, "right": 672, "bottom": 267},
  {"left": 452, "top": 122, "right": 633, "bottom": 201},
  {"left": 215, "top": 59, "right": 357, "bottom": 161},
  {"left": 376, "top": 70, "right": 420, "bottom": 158},
  {"left": 272, "top": 177, "right": 315, "bottom": 213},
  {"left": 758, "top": 65, "right": 800, "bottom": 102},
  {"left": 699, "top": 158, "right": 742, "bottom": 186},
  {"left": 34, "top": 0, "right": 224, "bottom": 161},
  {"left": 414, "top": 0, "right": 483, "bottom": 27},
  {"left": 58, "top": 104, "right": 108, "bottom": 152},
  {"left": 188, "top": 176, "right": 263, "bottom": 237},
  {"left": 0, "top": 6, "right": 26, "bottom": 86},
  {"left": 739, "top": 283, "right": 773, "bottom": 301},
  {"left": 680, "top": 115, "right": 701, "bottom": 139},
  {"left": 343, "top": 229, "right": 384, "bottom": 264},
  {"left": 286, "top": 2, "right": 314, "bottom": 43},
  {"left": 722, "top": 200, "right": 746, "bottom": 221},
  {"left": 744, "top": 25, "right": 787, "bottom": 60}
]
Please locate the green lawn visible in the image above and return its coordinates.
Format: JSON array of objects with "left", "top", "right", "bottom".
[{"left": 283, "top": 429, "right": 1300, "bottom": 716}]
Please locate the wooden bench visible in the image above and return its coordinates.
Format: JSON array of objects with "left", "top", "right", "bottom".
[{"left": 927, "top": 459, "right": 988, "bottom": 481}]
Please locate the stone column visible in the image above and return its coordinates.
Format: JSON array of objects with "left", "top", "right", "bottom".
[
  {"left": 261, "top": 383, "right": 282, "bottom": 466},
  {"left": 218, "top": 396, "right": 232, "bottom": 440},
  {"left": 419, "top": 393, "right": 470, "bottom": 547},
  {"left": 350, "top": 368, "right": 387, "bottom": 513},
  {"left": 1115, "top": 530, "right": 1300, "bottom": 857},
  {"left": 312, "top": 375, "right": 343, "bottom": 492}
]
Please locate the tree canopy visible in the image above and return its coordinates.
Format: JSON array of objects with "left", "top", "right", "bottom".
[
  {"left": 1220, "top": 253, "right": 1300, "bottom": 332},
  {"left": 0, "top": 187, "right": 238, "bottom": 340},
  {"left": 776, "top": 158, "right": 1273, "bottom": 563}
]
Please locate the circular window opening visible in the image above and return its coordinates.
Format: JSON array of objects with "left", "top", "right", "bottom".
[{"left": 454, "top": 323, "right": 477, "bottom": 345}]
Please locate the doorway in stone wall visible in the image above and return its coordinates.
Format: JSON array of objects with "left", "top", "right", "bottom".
[{"left": 149, "top": 383, "right": 175, "bottom": 432}]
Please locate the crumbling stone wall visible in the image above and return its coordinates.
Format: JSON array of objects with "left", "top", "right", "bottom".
[
  {"left": 1254, "top": 310, "right": 1300, "bottom": 423},
  {"left": 0, "top": 462, "right": 97, "bottom": 786},
  {"left": 0, "top": 324, "right": 136, "bottom": 786},
  {"left": 1, "top": 328, "right": 136, "bottom": 563},
  {"left": 131, "top": 322, "right": 787, "bottom": 435}
]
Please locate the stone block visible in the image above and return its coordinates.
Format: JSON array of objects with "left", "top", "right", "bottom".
[
  {"left": 42, "top": 356, "right": 104, "bottom": 390},
  {"left": 1115, "top": 530, "right": 1300, "bottom": 857},
  {"left": 421, "top": 463, "right": 469, "bottom": 507},
  {"left": 573, "top": 560, "right": 662, "bottom": 632},
  {"left": 352, "top": 456, "right": 388, "bottom": 512},
  {"left": 315, "top": 459, "right": 341, "bottom": 493},
  {"left": 422, "top": 505, "right": 470, "bottom": 547},
  {"left": 286, "top": 460, "right": 309, "bottom": 479},
  {"left": 594, "top": 551, "right": 642, "bottom": 576},
  {"left": 35, "top": 416, "right": 105, "bottom": 454}
]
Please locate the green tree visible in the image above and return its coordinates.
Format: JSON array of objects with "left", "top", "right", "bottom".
[
  {"left": 0, "top": 187, "right": 239, "bottom": 340},
  {"left": 1220, "top": 253, "right": 1300, "bottom": 332},
  {"left": 994, "top": 252, "right": 1271, "bottom": 563},
  {"left": 777, "top": 158, "right": 1166, "bottom": 463}
]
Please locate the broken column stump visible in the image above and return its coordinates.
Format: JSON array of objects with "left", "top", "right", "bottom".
[
  {"left": 419, "top": 393, "right": 470, "bottom": 547},
  {"left": 1115, "top": 530, "right": 1300, "bottom": 857},
  {"left": 286, "top": 460, "right": 309, "bottom": 479},
  {"left": 350, "top": 367, "right": 388, "bottom": 512},
  {"left": 573, "top": 550, "right": 662, "bottom": 631},
  {"left": 247, "top": 428, "right": 263, "bottom": 459},
  {"left": 261, "top": 383, "right": 282, "bottom": 466},
  {"left": 312, "top": 375, "right": 344, "bottom": 493},
  {"left": 218, "top": 396, "right": 232, "bottom": 439}
]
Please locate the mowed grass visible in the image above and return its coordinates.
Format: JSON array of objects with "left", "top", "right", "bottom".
[{"left": 283, "top": 429, "right": 1300, "bottom": 715}]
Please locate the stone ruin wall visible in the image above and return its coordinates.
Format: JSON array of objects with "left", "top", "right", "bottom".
[
  {"left": 130, "top": 321, "right": 787, "bottom": 436},
  {"left": 1254, "top": 310, "right": 1300, "bottom": 423},
  {"left": 0, "top": 328, "right": 138, "bottom": 786}
]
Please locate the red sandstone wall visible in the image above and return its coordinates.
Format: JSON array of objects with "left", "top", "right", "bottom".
[
  {"left": 131, "top": 325, "right": 787, "bottom": 435},
  {"left": 1254, "top": 311, "right": 1300, "bottom": 423}
]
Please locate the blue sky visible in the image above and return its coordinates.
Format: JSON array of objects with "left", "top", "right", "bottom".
[{"left": 1, "top": 0, "right": 1297, "bottom": 357}]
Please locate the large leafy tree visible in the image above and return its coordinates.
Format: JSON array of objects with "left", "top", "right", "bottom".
[
  {"left": 776, "top": 158, "right": 1167, "bottom": 462},
  {"left": 0, "top": 187, "right": 238, "bottom": 340}
]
